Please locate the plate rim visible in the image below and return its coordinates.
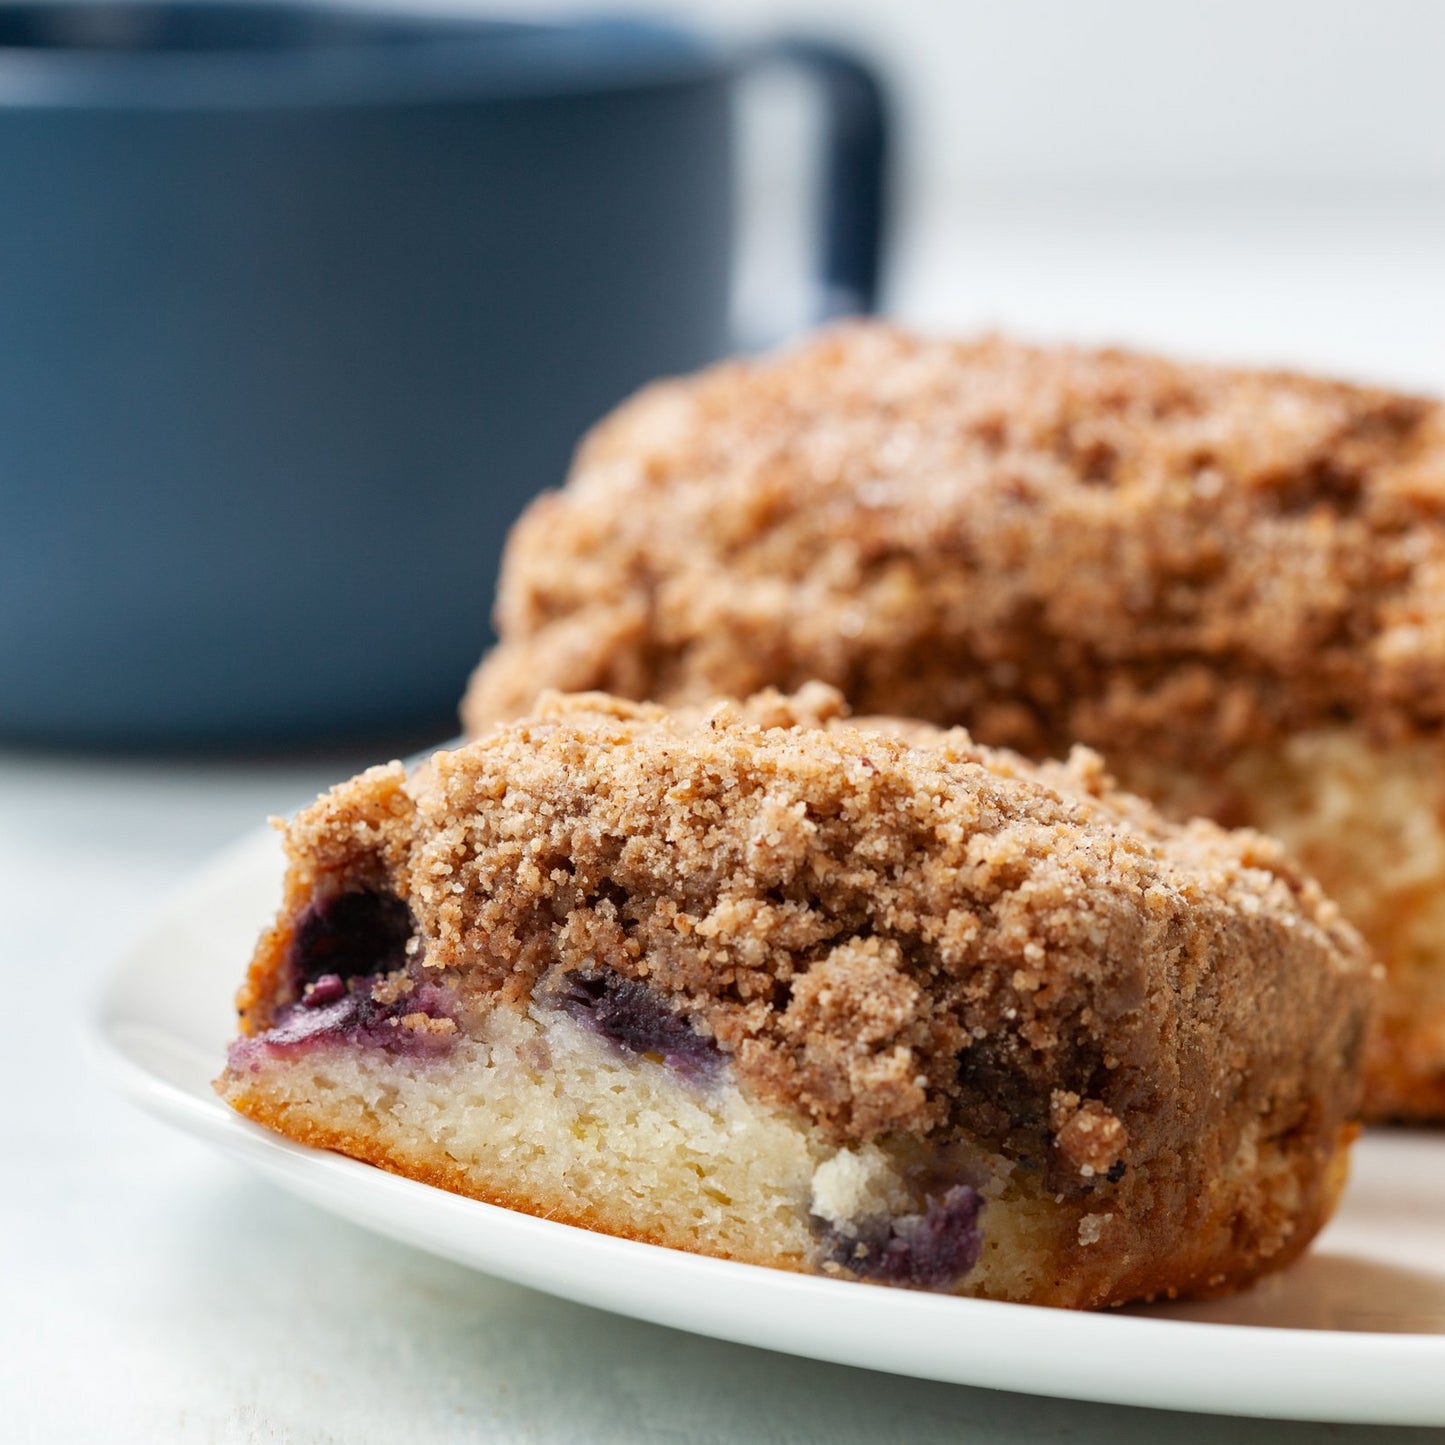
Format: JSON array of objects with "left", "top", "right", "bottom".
[{"left": 89, "top": 822, "right": 1445, "bottom": 1427}]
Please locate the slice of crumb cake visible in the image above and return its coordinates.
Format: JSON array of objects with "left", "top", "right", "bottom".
[{"left": 217, "top": 686, "right": 1374, "bottom": 1308}]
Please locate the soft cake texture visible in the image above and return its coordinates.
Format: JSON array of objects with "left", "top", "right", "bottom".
[
  {"left": 461, "top": 324, "right": 1445, "bottom": 1118},
  {"left": 219, "top": 687, "right": 1373, "bottom": 1309}
]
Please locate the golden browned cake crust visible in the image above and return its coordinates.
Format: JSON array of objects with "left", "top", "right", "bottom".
[
  {"left": 463, "top": 324, "right": 1445, "bottom": 767},
  {"left": 223, "top": 687, "right": 1373, "bottom": 1307}
]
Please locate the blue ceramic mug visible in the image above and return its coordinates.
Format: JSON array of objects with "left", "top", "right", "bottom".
[{"left": 0, "top": 2, "right": 887, "bottom": 746}]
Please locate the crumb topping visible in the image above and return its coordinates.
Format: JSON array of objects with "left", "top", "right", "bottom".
[
  {"left": 463, "top": 324, "right": 1445, "bottom": 765},
  {"left": 244, "top": 688, "right": 1373, "bottom": 1194},
  {"left": 1050, "top": 1090, "right": 1128, "bottom": 1177}
]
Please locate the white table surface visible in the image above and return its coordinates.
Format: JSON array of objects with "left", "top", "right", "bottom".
[{"left": 8, "top": 194, "right": 1445, "bottom": 1442}]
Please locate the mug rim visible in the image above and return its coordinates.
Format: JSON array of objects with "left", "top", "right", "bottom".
[{"left": 0, "top": 1, "right": 729, "bottom": 110}]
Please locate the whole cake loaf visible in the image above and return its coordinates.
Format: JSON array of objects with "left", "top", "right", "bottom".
[
  {"left": 219, "top": 687, "right": 1372, "bottom": 1308},
  {"left": 462, "top": 325, "right": 1445, "bottom": 1119}
]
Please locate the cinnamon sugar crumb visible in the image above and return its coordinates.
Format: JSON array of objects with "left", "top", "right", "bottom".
[
  {"left": 1051, "top": 1091, "right": 1128, "bottom": 1177},
  {"left": 464, "top": 324, "right": 1445, "bottom": 766},
  {"left": 399, "top": 1013, "right": 457, "bottom": 1036}
]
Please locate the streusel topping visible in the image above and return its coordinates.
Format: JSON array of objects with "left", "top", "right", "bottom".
[{"left": 464, "top": 325, "right": 1445, "bottom": 765}]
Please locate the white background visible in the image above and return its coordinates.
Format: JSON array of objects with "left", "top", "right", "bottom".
[{"left": 577, "top": 0, "right": 1445, "bottom": 389}]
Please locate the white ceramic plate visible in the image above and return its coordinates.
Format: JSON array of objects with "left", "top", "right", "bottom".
[{"left": 92, "top": 827, "right": 1445, "bottom": 1426}]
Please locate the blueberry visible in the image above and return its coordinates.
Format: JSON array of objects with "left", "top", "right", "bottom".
[
  {"left": 287, "top": 889, "right": 416, "bottom": 990},
  {"left": 554, "top": 969, "right": 721, "bottom": 1080},
  {"left": 231, "top": 974, "right": 458, "bottom": 1067},
  {"left": 302, "top": 973, "right": 347, "bottom": 1007},
  {"left": 818, "top": 1185, "right": 984, "bottom": 1290}
]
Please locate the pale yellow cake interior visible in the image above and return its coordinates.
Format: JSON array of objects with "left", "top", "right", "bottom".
[{"left": 224, "top": 1001, "right": 1092, "bottom": 1300}]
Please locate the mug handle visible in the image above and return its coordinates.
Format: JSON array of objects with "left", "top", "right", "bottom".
[{"left": 738, "top": 37, "right": 891, "bottom": 323}]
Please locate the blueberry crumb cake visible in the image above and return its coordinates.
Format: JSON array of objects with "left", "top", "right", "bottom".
[
  {"left": 219, "top": 686, "right": 1373, "bottom": 1308},
  {"left": 462, "top": 324, "right": 1445, "bottom": 1120}
]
